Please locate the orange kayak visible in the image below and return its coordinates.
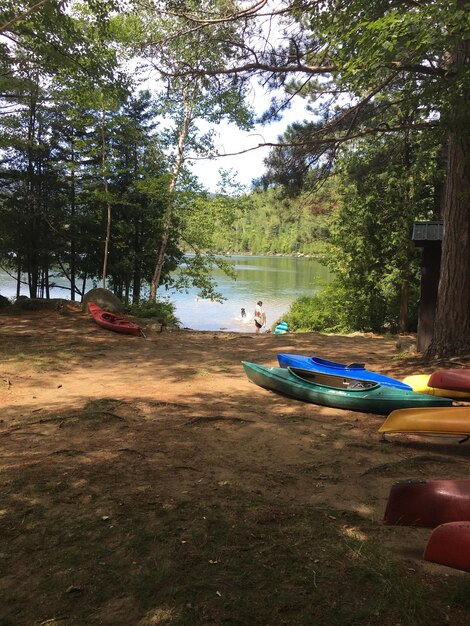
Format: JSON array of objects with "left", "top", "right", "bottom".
[
  {"left": 88, "top": 302, "right": 142, "bottom": 337},
  {"left": 379, "top": 407, "right": 470, "bottom": 436}
]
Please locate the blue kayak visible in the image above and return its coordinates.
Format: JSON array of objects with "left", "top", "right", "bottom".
[{"left": 277, "top": 354, "right": 412, "bottom": 391}]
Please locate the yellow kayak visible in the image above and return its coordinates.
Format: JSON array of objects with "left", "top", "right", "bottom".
[
  {"left": 379, "top": 407, "right": 470, "bottom": 435},
  {"left": 403, "top": 375, "right": 470, "bottom": 399}
]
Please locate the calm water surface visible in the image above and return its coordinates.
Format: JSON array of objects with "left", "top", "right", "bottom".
[{"left": 0, "top": 255, "right": 331, "bottom": 332}]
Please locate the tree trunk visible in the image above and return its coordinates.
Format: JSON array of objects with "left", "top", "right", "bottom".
[
  {"left": 426, "top": 35, "right": 470, "bottom": 358},
  {"left": 81, "top": 274, "right": 87, "bottom": 301},
  {"left": 398, "top": 271, "right": 409, "bottom": 334},
  {"left": 70, "top": 141, "right": 76, "bottom": 301},
  {"left": 149, "top": 88, "right": 193, "bottom": 302},
  {"left": 27, "top": 87, "right": 39, "bottom": 299},
  {"left": 101, "top": 107, "right": 111, "bottom": 290},
  {"left": 426, "top": 131, "right": 470, "bottom": 357},
  {"left": 44, "top": 263, "right": 50, "bottom": 299},
  {"left": 132, "top": 217, "right": 142, "bottom": 304},
  {"left": 16, "top": 261, "right": 21, "bottom": 299}
]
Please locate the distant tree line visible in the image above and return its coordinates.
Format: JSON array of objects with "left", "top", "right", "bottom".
[
  {"left": 213, "top": 128, "right": 443, "bottom": 336},
  {"left": 210, "top": 184, "right": 336, "bottom": 257}
]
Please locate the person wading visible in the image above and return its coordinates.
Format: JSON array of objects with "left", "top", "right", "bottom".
[{"left": 254, "top": 300, "right": 266, "bottom": 334}]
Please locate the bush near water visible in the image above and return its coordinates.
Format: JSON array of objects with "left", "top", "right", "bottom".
[{"left": 126, "top": 299, "right": 180, "bottom": 327}]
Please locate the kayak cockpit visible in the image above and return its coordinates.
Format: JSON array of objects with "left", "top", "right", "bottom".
[{"left": 287, "top": 367, "right": 379, "bottom": 391}]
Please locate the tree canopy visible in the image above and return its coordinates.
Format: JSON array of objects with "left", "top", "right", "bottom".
[
  {"left": 1, "top": 0, "right": 468, "bottom": 357},
  {"left": 0, "top": 0, "right": 251, "bottom": 304},
  {"left": 140, "top": 0, "right": 469, "bottom": 357}
]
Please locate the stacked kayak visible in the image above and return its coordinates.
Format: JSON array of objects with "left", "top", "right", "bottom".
[
  {"left": 403, "top": 374, "right": 470, "bottom": 399},
  {"left": 242, "top": 362, "right": 452, "bottom": 415},
  {"left": 429, "top": 369, "right": 470, "bottom": 393},
  {"left": 384, "top": 479, "right": 470, "bottom": 527},
  {"left": 381, "top": 405, "right": 470, "bottom": 572},
  {"left": 379, "top": 407, "right": 470, "bottom": 436},
  {"left": 88, "top": 302, "right": 143, "bottom": 337},
  {"left": 277, "top": 354, "right": 412, "bottom": 390},
  {"left": 384, "top": 484, "right": 470, "bottom": 572}
]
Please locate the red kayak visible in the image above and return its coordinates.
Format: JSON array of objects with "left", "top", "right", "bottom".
[
  {"left": 428, "top": 369, "right": 470, "bottom": 393},
  {"left": 384, "top": 479, "right": 470, "bottom": 527},
  {"left": 88, "top": 302, "right": 142, "bottom": 337},
  {"left": 424, "top": 521, "right": 470, "bottom": 572}
]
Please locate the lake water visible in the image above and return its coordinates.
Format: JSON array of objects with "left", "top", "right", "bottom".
[{"left": 0, "top": 255, "right": 331, "bottom": 332}]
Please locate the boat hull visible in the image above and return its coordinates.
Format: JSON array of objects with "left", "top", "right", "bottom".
[
  {"left": 402, "top": 375, "right": 470, "bottom": 399},
  {"left": 428, "top": 369, "right": 470, "bottom": 393},
  {"left": 424, "top": 522, "right": 470, "bottom": 572},
  {"left": 379, "top": 407, "right": 470, "bottom": 435},
  {"left": 242, "top": 362, "right": 452, "bottom": 415},
  {"left": 88, "top": 302, "right": 142, "bottom": 336},
  {"left": 277, "top": 354, "right": 412, "bottom": 390},
  {"left": 384, "top": 480, "right": 470, "bottom": 527}
]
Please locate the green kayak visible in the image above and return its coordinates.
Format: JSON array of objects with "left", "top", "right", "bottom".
[{"left": 242, "top": 362, "right": 453, "bottom": 415}]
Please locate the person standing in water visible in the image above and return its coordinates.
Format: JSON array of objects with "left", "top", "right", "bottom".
[{"left": 254, "top": 300, "right": 266, "bottom": 334}]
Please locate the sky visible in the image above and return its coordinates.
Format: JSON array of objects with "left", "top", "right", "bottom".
[{"left": 188, "top": 91, "right": 311, "bottom": 193}]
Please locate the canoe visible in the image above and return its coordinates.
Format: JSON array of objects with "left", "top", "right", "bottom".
[
  {"left": 384, "top": 479, "right": 470, "bottom": 527},
  {"left": 424, "top": 522, "right": 470, "bottom": 572},
  {"left": 242, "top": 362, "right": 452, "bottom": 414},
  {"left": 88, "top": 302, "right": 142, "bottom": 337},
  {"left": 379, "top": 407, "right": 470, "bottom": 436},
  {"left": 277, "top": 354, "right": 412, "bottom": 390},
  {"left": 428, "top": 369, "right": 470, "bottom": 393},
  {"left": 402, "top": 374, "right": 470, "bottom": 399}
]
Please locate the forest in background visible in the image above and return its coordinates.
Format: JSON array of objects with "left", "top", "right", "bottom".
[
  {"left": 210, "top": 184, "right": 335, "bottom": 257},
  {"left": 0, "top": 1, "right": 468, "bottom": 357},
  {"left": 212, "top": 127, "right": 443, "bottom": 335}
]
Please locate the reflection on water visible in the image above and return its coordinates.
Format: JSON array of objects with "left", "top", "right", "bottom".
[{"left": 0, "top": 255, "right": 331, "bottom": 332}]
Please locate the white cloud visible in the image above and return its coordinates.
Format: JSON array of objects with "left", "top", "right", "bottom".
[{"left": 189, "top": 89, "right": 311, "bottom": 192}]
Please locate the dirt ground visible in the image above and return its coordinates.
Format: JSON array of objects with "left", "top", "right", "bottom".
[{"left": 1, "top": 303, "right": 470, "bottom": 625}]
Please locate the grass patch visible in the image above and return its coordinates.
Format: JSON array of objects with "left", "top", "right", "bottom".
[
  {"left": 0, "top": 467, "right": 454, "bottom": 625},
  {"left": 446, "top": 576, "right": 470, "bottom": 610},
  {"left": 0, "top": 346, "right": 76, "bottom": 368},
  {"left": 337, "top": 534, "right": 432, "bottom": 624}
]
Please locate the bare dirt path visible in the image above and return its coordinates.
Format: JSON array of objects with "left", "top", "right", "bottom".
[{"left": 1, "top": 305, "right": 470, "bottom": 625}]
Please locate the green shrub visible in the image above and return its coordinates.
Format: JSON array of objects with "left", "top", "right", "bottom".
[
  {"left": 281, "top": 285, "right": 352, "bottom": 333},
  {"left": 126, "top": 300, "right": 180, "bottom": 326}
]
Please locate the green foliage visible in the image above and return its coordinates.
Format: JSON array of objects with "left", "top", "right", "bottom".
[
  {"left": 324, "top": 132, "right": 441, "bottom": 333},
  {"left": 0, "top": 0, "right": 256, "bottom": 306},
  {"left": 211, "top": 182, "right": 338, "bottom": 256},
  {"left": 126, "top": 299, "right": 180, "bottom": 326},
  {"left": 280, "top": 288, "right": 350, "bottom": 334},
  {"left": 282, "top": 128, "right": 443, "bottom": 334}
]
